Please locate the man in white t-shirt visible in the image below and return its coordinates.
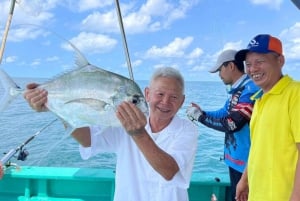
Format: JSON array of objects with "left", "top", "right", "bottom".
[{"left": 24, "top": 67, "right": 199, "bottom": 201}]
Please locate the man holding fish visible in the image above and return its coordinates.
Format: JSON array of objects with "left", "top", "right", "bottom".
[{"left": 24, "top": 67, "right": 198, "bottom": 201}]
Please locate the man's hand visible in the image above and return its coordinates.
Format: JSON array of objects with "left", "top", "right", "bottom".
[
  {"left": 23, "top": 83, "right": 48, "bottom": 112},
  {"left": 116, "top": 101, "right": 147, "bottom": 136},
  {"left": 235, "top": 171, "right": 249, "bottom": 201},
  {"left": 186, "top": 103, "right": 203, "bottom": 122}
]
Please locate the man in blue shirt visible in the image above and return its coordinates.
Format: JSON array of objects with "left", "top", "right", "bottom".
[{"left": 186, "top": 49, "right": 259, "bottom": 201}]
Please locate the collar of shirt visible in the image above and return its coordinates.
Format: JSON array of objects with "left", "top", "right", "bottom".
[
  {"left": 227, "top": 74, "right": 250, "bottom": 94},
  {"left": 146, "top": 115, "right": 181, "bottom": 139},
  {"left": 250, "top": 75, "right": 292, "bottom": 101}
]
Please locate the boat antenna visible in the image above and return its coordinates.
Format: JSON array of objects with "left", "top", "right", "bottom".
[
  {"left": 114, "top": 0, "right": 134, "bottom": 81},
  {"left": 0, "top": 118, "right": 58, "bottom": 166},
  {"left": 0, "top": 0, "right": 17, "bottom": 65}
]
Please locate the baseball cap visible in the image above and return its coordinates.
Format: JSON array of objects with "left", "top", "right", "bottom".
[
  {"left": 235, "top": 34, "right": 282, "bottom": 61},
  {"left": 209, "top": 49, "right": 237, "bottom": 73}
]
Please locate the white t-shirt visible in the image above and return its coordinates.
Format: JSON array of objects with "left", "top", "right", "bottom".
[{"left": 79, "top": 115, "right": 199, "bottom": 201}]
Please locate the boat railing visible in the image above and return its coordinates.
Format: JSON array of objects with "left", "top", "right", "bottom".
[{"left": 0, "top": 166, "right": 230, "bottom": 201}]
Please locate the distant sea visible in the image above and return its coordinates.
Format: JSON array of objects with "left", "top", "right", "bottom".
[{"left": 0, "top": 78, "right": 229, "bottom": 175}]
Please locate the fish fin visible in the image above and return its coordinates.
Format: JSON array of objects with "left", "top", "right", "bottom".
[
  {"left": 66, "top": 41, "right": 90, "bottom": 68},
  {"left": 60, "top": 118, "right": 75, "bottom": 134},
  {"left": 0, "top": 68, "right": 23, "bottom": 111},
  {"left": 54, "top": 116, "right": 75, "bottom": 135},
  {"left": 60, "top": 118, "right": 71, "bottom": 130}
]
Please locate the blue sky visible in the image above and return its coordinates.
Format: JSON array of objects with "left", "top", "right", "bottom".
[{"left": 0, "top": 0, "right": 300, "bottom": 81}]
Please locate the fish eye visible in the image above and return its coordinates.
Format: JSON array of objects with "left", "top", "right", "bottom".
[{"left": 132, "top": 95, "right": 140, "bottom": 104}]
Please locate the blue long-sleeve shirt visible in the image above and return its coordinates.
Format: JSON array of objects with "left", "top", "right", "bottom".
[{"left": 198, "top": 75, "right": 260, "bottom": 172}]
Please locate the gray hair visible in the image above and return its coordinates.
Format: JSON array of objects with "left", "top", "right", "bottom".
[{"left": 150, "top": 67, "right": 185, "bottom": 94}]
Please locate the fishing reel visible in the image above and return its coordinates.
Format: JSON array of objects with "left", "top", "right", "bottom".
[
  {"left": 1, "top": 147, "right": 29, "bottom": 168},
  {"left": 17, "top": 147, "right": 29, "bottom": 161}
]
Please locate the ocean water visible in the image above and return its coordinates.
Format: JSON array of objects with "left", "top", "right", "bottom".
[{"left": 0, "top": 78, "right": 229, "bottom": 175}]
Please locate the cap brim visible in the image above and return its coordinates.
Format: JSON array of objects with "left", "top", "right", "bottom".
[
  {"left": 208, "top": 65, "right": 220, "bottom": 73},
  {"left": 235, "top": 49, "right": 249, "bottom": 61}
]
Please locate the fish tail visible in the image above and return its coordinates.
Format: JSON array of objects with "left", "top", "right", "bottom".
[{"left": 0, "top": 68, "right": 22, "bottom": 111}]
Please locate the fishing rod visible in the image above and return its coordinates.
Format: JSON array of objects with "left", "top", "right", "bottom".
[
  {"left": 114, "top": 0, "right": 134, "bottom": 81},
  {"left": 0, "top": 118, "right": 58, "bottom": 166},
  {"left": 0, "top": 0, "right": 17, "bottom": 65}
]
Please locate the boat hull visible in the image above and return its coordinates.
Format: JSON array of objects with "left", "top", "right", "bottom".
[{"left": 0, "top": 166, "right": 230, "bottom": 201}]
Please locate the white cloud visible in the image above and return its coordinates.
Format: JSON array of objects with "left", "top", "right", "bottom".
[
  {"left": 209, "top": 41, "right": 243, "bottom": 62},
  {"left": 189, "top": 40, "right": 243, "bottom": 73},
  {"left": 249, "top": 0, "right": 283, "bottom": 10},
  {"left": 222, "top": 41, "right": 243, "bottom": 51},
  {"left": 79, "top": 0, "right": 199, "bottom": 34},
  {"left": 5, "top": 56, "right": 17, "bottom": 63},
  {"left": 7, "top": 26, "right": 47, "bottom": 42},
  {"left": 145, "top": 36, "right": 194, "bottom": 58},
  {"left": 122, "top": 59, "right": 143, "bottom": 68},
  {"left": 46, "top": 56, "right": 59, "bottom": 62},
  {"left": 132, "top": 59, "right": 143, "bottom": 67},
  {"left": 63, "top": 32, "right": 118, "bottom": 54},
  {"left": 30, "top": 58, "right": 41, "bottom": 66},
  {"left": 14, "top": 0, "right": 56, "bottom": 24},
  {"left": 77, "top": 0, "right": 113, "bottom": 12},
  {"left": 280, "top": 22, "right": 300, "bottom": 59},
  {"left": 187, "top": 48, "right": 204, "bottom": 59},
  {"left": 81, "top": 11, "right": 120, "bottom": 33},
  {"left": 190, "top": 64, "right": 206, "bottom": 72}
]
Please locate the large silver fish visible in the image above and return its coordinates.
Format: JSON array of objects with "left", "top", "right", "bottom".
[{"left": 0, "top": 46, "right": 148, "bottom": 129}]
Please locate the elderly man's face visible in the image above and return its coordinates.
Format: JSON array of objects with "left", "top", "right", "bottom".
[{"left": 145, "top": 77, "right": 184, "bottom": 121}]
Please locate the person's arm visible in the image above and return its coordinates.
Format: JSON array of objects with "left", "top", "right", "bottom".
[
  {"left": 132, "top": 130, "right": 179, "bottom": 180},
  {"left": 199, "top": 103, "right": 252, "bottom": 132},
  {"left": 116, "top": 101, "right": 179, "bottom": 180},
  {"left": 71, "top": 127, "right": 91, "bottom": 147},
  {"left": 290, "top": 143, "right": 300, "bottom": 201},
  {"left": 235, "top": 167, "right": 249, "bottom": 201}
]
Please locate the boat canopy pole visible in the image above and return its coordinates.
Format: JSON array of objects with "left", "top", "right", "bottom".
[
  {"left": 114, "top": 0, "right": 134, "bottom": 81},
  {"left": 0, "top": 0, "right": 17, "bottom": 65},
  {"left": 0, "top": 119, "right": 58, "bottom": 166},
  {"left": 292, "top": 0, "right": 300, "bottom": 9}
]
